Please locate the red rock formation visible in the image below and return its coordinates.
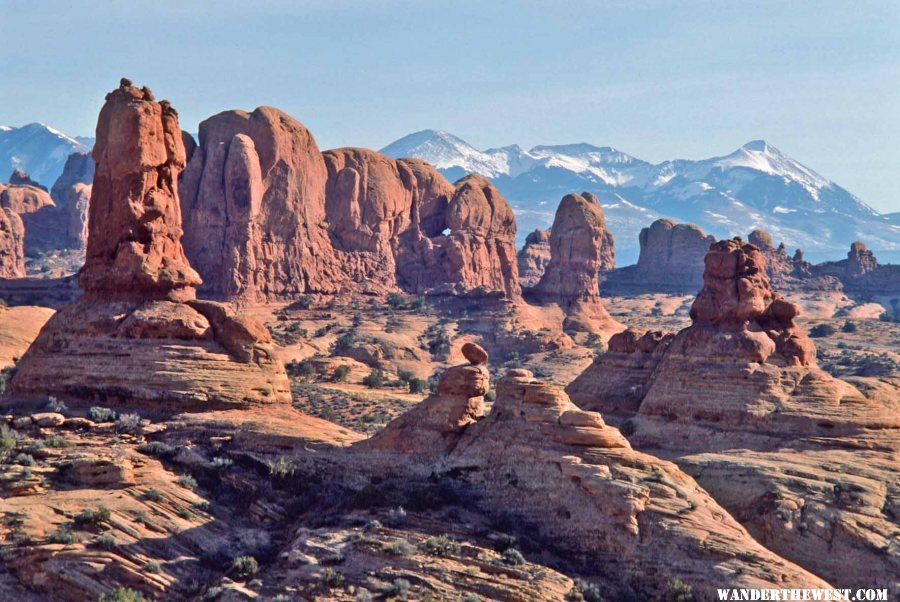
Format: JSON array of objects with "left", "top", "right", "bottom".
[
  {"left": 80, "top": 83, "right": 201, "bottom": 302},
  {"left": 528, "top": 193, "right": 618, "bottom": 332},
  {"left": 8, "top": 80, "right": 289, "bottom": 407},
  {"left": 813, "top": 240, "right": 899, "bottom": 296},
  {"left": 567, "top": 238, "right": 900, "bottom": 593},
  {"left": 351, "top": 354, "right": 827, "bottom": 598},
  {"left": 0, "top": 170, "right": 57, "bottom": 255},
  {"left": 0, "top": 207, "right": 25, "bottom": 278},
  {"left": 604, "top": 218, "right": 715, "bottom": 293},
  {"left": 50, "top": 152, "right": 94, "bottom": 249},
  {"left": 517, "top": 228, "right": 551, "bottom": 287}
]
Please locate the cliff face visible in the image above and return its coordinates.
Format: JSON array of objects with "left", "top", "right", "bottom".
[
  {"left": 813, "top": 241, "right": 900, "bottom": 296},
  {"left": 180, "top": 110, "right": 521, "bottom": 301},
  {"left": 517, "top": 228, "right": 551, "bottom": 287},
  {"left": 50, "top": 152, "right": 94, "bottom": 249},
  {"left": 8, "top": 80, "right": 290, "bottom": 408},
  {"left": 0, "top": 206, "right": 25, "bottom": 278}
]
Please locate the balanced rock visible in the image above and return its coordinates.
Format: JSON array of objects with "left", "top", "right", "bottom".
[
  {"left": 517, "top": 228, "right": 551, "bottom": 287},
  {"left": 567, "top": 237, "right": 900, "bottom": 593},
  {"left": 529, "top": 192, "right": 619, "bottom": 332},
  {"left": 461, "top": 342, "right": 488, "bottom": 365},
  {"left": 7, "top": 80, "right": 290, "bottom": 407}
]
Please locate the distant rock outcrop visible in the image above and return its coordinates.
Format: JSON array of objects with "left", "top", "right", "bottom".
[
  {"left": 8, "top": 80, "right": 290, "bottom": 407},
  {"left": 528, "top": 192, "right": 619, "bottom": 332},
  {"left": 350, "top": 351, "right": 827, "bottom": 598},
  {"left": 50, "top": 152, "right": 94, "bottom": 249},
  {"left": 180, "top": 109, "right": 520, "bottom": 301},
  {"left": 517, "top": 228, "right": 551, "bottom": 287},
  {"left": 0, "top": 169, "right": 57, "bottom": 255},
  {"left": 0, "top": 206, "right": 25, "bottom": 278},
  {"left": 604, "top": 218, "right": 714, "bottom": 293},
  {"left": 813, "top": 240, "right": 900, "bottom": 296},
  {"left": 568, "top": 237, "right": 900, "bottom": 594}
]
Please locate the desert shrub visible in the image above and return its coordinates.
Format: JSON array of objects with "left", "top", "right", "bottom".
[
  {"left": 141, "top": 561, "right": 161, "bottom": 574},
  {"left": 49, "top": 526, "right": 77, "bottom": 544},
  {"left": 335, "top": 332, "right": 356, "bottom": 351},
  {"left": 384, "top": 539, "right": 415, "bottom": 556},
  {"left": 89, "top": 406, "right": 117, "bottom": 423},
  {"left": 46, "top": 397, "right": 68, "bottom": 413},
  {"left": 462, "top": 595, "right": 483, "bottom": 602},
  {"left": 390, "top": 578, "right": 411, "bottom": 597},
  {"left": 362, "top": 369, "right": 386, "bottom": 389},
  {"left": 809, "top": 323, "right": 836, "bottom": 338},
  {"left": 853, "top": 354, "right": 898, "bottom": 377},
  {"left": 321, "top": 552, "right": 346, "bottom": 565},
  {"left": 332, "top": 365, "right": 351, "bottom": 382},
  {"left": 230, "top": 555, "right": 259, "bottom": 579},
  {"left": 75, "top": 506, "right": 111, "bottom": 526},
  {"left": 267, "top": 456, "right": 297, "bottom": 479},
  {"left": 0, "top": 365, "right": 15, "bottom": 395},
  {"left": 321, "top": 567, "right": 344, "bottom": 588},
  {"left": 137, "top": 441, "right": 175, "bottom": 457},
  {"left": 0, "top": 424, "right": 16, "bottom": 461},
  {"left": 501, "top": 547, "right": 525, "bottom": 566},
  {"left": 411, "top": 296, "right": 427, "bottom": 311},
  {"left": 115, "top": 412, "right": 142, "bottom": 434},
  {"left": 386, "top": 505, "right": 407, "bottom": 526},
  {"left": 663, "top": 579, "right": 694, "bottom": 602},
  {"left": 14, "top": 453, "right": 35, "bottom": 466},
  {"left": 211, "top": 456, "right": 233, "bottom": 470},
  {"left": 566, "top": 579, "right": 604, "bottom": 602},
  {"left": 287, "top": 360, "right": 317, "bottom": 378},
  {"left": 95, "top": 533, "right": 117, "bottom": 550},
  {"left": 878, "top": 311, "right": 899, "bottom": 323},
  {"left": 484, "top": 389, "right": 497, "bottom": 402},
  {"left": 841, "top": 320, "right": 857, "bottom": 333},
  {"left": 408, "top": 378, "right": 428, "bottom": 394},
  {"left": 177, "top": 474, "right": 198, "bottom": 490},
  {"left": 387, "top": 292, "right": 408, "bottom": 309},
  {"left": 354, "top": 590, "right": 374, "bottom": 602},
  {"left": 423, "top": 534, "right": 460, "bottom": 557},
  {"left": 98, "top": 587, "right": 144, "bottom": 602},
  {"left": 144, "top": 488, "right": 163, "bottom": 502},
  {"left": 44, "top": 435, "right": 72, "bottom": 448}
]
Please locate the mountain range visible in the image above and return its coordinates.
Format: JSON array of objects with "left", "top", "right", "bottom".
[
  {"left": 1, "top": 123, "right": 896, "bottom": 265},
  {"left": 382, "top": 130, "right": 899, "bottom": 264},
  {"left": 0, "top": 123, "right": 93, "bottom": 187}
]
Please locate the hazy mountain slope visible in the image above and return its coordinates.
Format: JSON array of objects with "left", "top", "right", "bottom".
[{"left": 0, "top": 123, "right": 91, "bottom": 187}]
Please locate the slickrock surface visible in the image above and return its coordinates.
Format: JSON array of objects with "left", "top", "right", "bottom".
[
  {"left": 604, "top": 218, "right": 715, "bottom": 293},
  {"left": 568, "top": 238, "right": 900, "bottom": 593},
  {"left": 50, "top": 152, "right": 94, "bottom": 249},
  {"left": 517, "top": 228, "right": 551, "bottom": 287},
  {"left": 7, "top": 80, "right": 290, "bottom": 407},
  {"left": 0, "top": 305, "right": 54, "bottom": 368},
  {"left": 346, "top": 355, "right": 827, "bottom": 599},
  {"left": 529, "top": 192, "right": 620, "bottom": 333},
  {"left": 0, "top": 206, "right": 25, "bottom": 278}
]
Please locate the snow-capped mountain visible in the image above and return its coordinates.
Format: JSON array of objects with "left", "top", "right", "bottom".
[
  {"left": 0, "top": 123, "right": 92, "bottom": 187},
  {"left": 382, "top": 131, "right": 898, "bottom": 264}
]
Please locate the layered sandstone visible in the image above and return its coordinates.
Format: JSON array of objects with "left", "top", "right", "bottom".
[
  {"left": 348, "top": 352, "right": 827, "bottom": 598},
  {"left": 604, "top": 218, "right": 715, "bottom": 293},
  {"left": 528, "top": 192, "right": 618, "bottom": 332},
  {"left": 517, "top": 228, "right": 551, "bottom": 287},
  {"left": 568, "top": 238, "right": 900, "bottom": 594},
  {"left": 50, "top": 152, "right": 94, "bottom": 249},
  {"left": 180, "top": 106, "right": 520, "bottom": 301},
  {"left": 7, "top": 80, "right": 290, "bottom": 407}
]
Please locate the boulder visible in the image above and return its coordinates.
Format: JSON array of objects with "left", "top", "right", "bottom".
[{"left": 0, "top": 171, "right": 58, "bottom": 255}]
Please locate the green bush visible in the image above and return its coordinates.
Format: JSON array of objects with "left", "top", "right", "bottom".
[
  {"left": 75, "top": 507, "right": 111, "bottom": 526},
  {"left": 663, "top": 579, "right": 694, "bottom": 602},
  {"left": 387, "top": 293, "right": 408, "bottom": 309},
  {"left": 144, "top": 488, "right": 163, "bottom": 502},
  {"left": 98, "top": 587, "right": 144, "bottom": 602},
  {"left": 322, "top": 567, "right": 344, "bottom": 588},
  {"left": 136, "top": 441, "right": 175, "bottom": 457},
  {"left": 0, "top": 424, "right": 16, "bottom": 461},
  {"left": 267, "top": 456, "right": 297, "bottom": 479},
  {"left": 566, "top": 579, "right": 604, "bottom": 602},
  {"left": 423, "top": 535, "right": 461, "bottom": 557},
  {"left": 809, "top": 323, "right": 836, "bottom": 338},
  {"left": 384, "top": 539, "right": 415, "bottom": 556},
  {"left": 14, "top": 453, "right": 35, "bottom": 466},
  {"left": 115, "top": 412, "right": 142, "bottom": 434},
  {"left": 501, "top": 547, "right": 525, "bottom": 566},
  {"left": 390, "top": 578, "right": 410, "bottom": 597},
  {"left": 332, "top": 364, "right": 351, "bottom": 382},
  {"left": 408, "top": 378, "right": 428, "bottom": 394},
  {"left": 140, "top": 561, "right": 161, "bottom": 574},
  {"left": 841, "top": 320, "right": 857, "bottom": 333},
  {"left": 335, "top": 332, "right": 356, "bottom": 350},
  {"left": 231, "top": 555, "right": 259, "bottom": 579},
  {"left": 362, "top": 368, "right": 386, "bottom": 389},
  {"left": 177, "top": 474, "right": 198, "bottom": 490}
]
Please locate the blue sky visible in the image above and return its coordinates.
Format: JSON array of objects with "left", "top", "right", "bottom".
[{"left": 1, "top": 0, "right": 898, "bottom": 213}]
